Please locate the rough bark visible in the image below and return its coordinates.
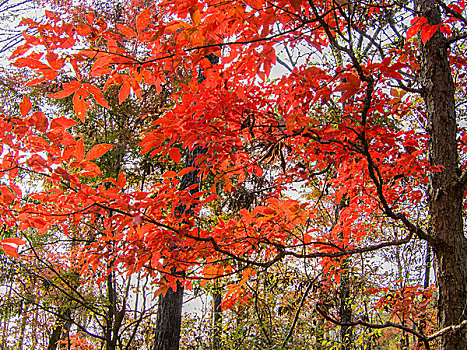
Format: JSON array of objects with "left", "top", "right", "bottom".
[
  {"left": 152, "top": 147, "right": 206, "bottom": 350},
  {"left": 415, "top": 1, "right": 467, "bottom": 349},
  {"left": 152, "top": 280, "right": 184, "bottom": 350},
  {"left": 212, "top": 289, "right": 222, "bottom": 350}
]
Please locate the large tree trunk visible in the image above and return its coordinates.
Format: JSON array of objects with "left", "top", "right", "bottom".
[
  {"left": 153, "top": 53, "right": 218, "bottom": 350},
  {"left": 152, "top": 149, "right": 204, "bottom": 350},
  {"left": 415, "top": 1, "right": 467, "bottom": 349},
  {"left": 152, "top": 280, "right": 184, "bottom": 350}
]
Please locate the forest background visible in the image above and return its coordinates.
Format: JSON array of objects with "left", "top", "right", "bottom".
[{"left": 0, "top": 0, "right": 467, "bottom": 349}]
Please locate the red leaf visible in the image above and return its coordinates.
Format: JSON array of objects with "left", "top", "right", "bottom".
[
  {"left": 49, "top": 81, "right": 81, "bottom": 99},
  {"left": 50, "top": 116, "right": 77, "bottom": 130},
  {"left": 73, "top": 88, "right": 89, "bottom": 122},
  {"left": 136, "top": 9, "right": 151, "bottom": 33},
  {"left": 440, "top": 24, "right": 452, "bottom": 37},
  {"left": 407, "top": 17, "right": 428, "bottom": 40},
  {"left": 55, "top": 167, "right": 71, "bottom": 181},
  {"left": 31, "top": 111, "right": 48, "bottom": 132},
  {"left": 119, "top": 82, "right": 131, "bottom": 104},
  {"left": 83, "top": 84, "right": 109, "bottom": 108},
  {"left": 19, "top": 96, "right": 31, "bottom": 117},
  {"left": 162, "top": 171, "right": 177, "bottom": 178},
  {"left": 76, "top": 24, "right": 92, "bottom": 36},
  {"left": 289, "top": 0, "right": 302, "bottom": 12},
  {"left": 406, "top": 23, "right": 422, "bottom": 40},
  {"left": 1, "top": 238, "right": 25, "bottom": 245},
  {"left": 86, "top": 12, "right": 95, "bottom": 25},
  {"left": 84, "top": 144, "right": 114, "bottom": 161},
  {"left": 2, "top": 243, "right": 19, "bottom": 258},
  {"left": 169, "top": 148, "right": 181, "bottom": 163},
  {"left": 117, "top": 24, "right": 136, "bottom": 38},
  {"left": 75, "top": 139, "right": 85, "bottom": 162},
  {"left": 421, "top": 24, "right": 440, "bottom": 44},
  {"left": 203, "top": 194, "right": 218, "bottom": 204},
  {"left": 117, "top": 172, "right": 126, "bottom": 188}
]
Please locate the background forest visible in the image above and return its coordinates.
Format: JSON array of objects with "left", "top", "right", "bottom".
[{"left": 0, "top": 0, "right": 466, "bottom": 349}]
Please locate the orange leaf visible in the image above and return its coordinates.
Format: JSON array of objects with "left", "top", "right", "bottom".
[
  {"left": 136, "top": 8, "right": 151, "bottom": 33},
  {"left": 73, "top": 88, "right": 89, "bottom": 122},
  {"left": 50, "top": 116, "right": 77, "bottom": 130},
  {"left": 2, "top": 243, "right": 19, "bottom": 258},
  {"left": 117, "top": 24, "right": 136, "bottom": 38},
  {"left": 189, "top": 6, "right": 201, "bottom": 26},
  {"left": 1, "top": 238, "right": 25, "bottom": 245},
  {"left": 81, "top": 160, "right": 102, "bottom": 177},
  {"left": 129, "top": 79, "right": 142, "bottom": 99},
  {"left": 75, "top": 139, "right": 85, "bottom": 162},
  {"left": 83, "top": 83, "right": 109, "bottom": 108},
  {"left": 119, "top": 82, "right": 131, "bottom": 104},
  {"left": 49, "top": 81, "right": 81, "bottom": 99},
  {"left": 84, "top": 144, "right": 114, "bottom": 161},
  {"left": 117, "top": 172, "right": 126, "bottom": 188},
  {"left": 169, "top": 148, "right": 181, "bottom": 163},
  {"left": 179, "top": 167, "right": 196, "bottom": 177},
  {"left": 76, "top": 24, "right": 92, "bottom": 36},
  {"left": 45, "top": 51, "right": 64, "bottom": 70},
  {"left": 19, "top": 96, "right": 31, "bottom": 117}
]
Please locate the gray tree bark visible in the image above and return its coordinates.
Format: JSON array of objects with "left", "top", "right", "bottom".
[
  {"left": 152, "top": 280, "right": 184, "bottom": 350},
  {"left": 415, "top": 1, "right": 467, "bottom": 349}
]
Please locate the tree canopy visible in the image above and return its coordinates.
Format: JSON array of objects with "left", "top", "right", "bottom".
[{"left": 1, "top": 0, "right": 467, "bottom": 349}]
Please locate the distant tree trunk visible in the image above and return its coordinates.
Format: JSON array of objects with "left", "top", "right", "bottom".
[
  {"left": 212, "top": 286, "right": 222, "bottom": 350},
  {"left": 339, "top": 260, "right": 352, "bottom": 350},
  {"left": 418, "top": 243, "right": 431, "bottom": 349},
  {"left": 16, "top": 304, "right": 28, "bottom": 350},
  {"left": 31, "top": 306, "right": 39, "bottom": 349},
  {"left": 48, "top": 309, "right": 72, "bottom": 350},
  {"left": 415, "top": 1, "right": 467, "bottom": 349}
]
